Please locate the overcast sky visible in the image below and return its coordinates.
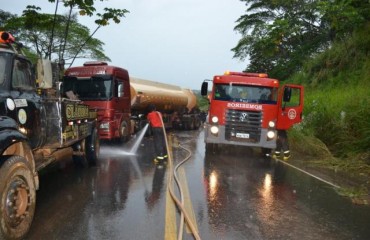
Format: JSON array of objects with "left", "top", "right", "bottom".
[{"left": 2, "top": 0, "right": 248, "bottom": 89}]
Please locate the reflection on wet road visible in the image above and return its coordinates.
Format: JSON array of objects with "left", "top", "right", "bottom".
[{"left": 25, "top": 130, "right": 370, "bottom": 240}]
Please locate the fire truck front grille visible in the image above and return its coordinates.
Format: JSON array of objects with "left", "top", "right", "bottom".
[{"left": 225, "top": 109, "right": 262, "bottom": 143}]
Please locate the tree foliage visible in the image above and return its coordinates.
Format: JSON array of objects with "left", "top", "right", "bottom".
[
  {"left": 233, "top": 0, "right": 369, "bottom": 80},
  {"left": 0, "top": 0, "right": 129, "bottom": 67}
]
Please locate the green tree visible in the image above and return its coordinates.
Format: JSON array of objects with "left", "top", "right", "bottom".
[
  {"left": 233, "top": 0, "right": 368, "bottom": 80},
  {"left": 3, "top": 7, "right": 108, "bottom": 65},
  {"left": 1, "top": 0, "right": 128, "bottom": 67},
  {"left": 0, "top": 10, "right": 16, "bottom": 27}
]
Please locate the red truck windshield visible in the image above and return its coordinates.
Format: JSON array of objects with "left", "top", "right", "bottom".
[
  {"left": 63, "top": 76, "right": 113, "bottom": 100},
  {"left": 214, "top": 84, "right": 278, "bottom": 104}
]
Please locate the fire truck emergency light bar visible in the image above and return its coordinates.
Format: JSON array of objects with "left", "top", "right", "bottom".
[{"left": 224, "top": 71, "right": 268, "bottom": 78}]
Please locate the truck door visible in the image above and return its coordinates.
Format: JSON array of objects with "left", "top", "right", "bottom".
[
  {"left": 11, "top": 57, "right": 45, "bottom": 148},
  {"left": 116, "top": 78, "right": 130, "bottom": 114},
  {"left": 115, "top": 74, "right": 131, "bottom": 139},
  {"left": 277, "top": 84, "right": 304, "bottom": 130}
]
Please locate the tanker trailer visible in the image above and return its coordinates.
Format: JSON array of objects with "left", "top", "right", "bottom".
[{"left": 130, "top": 77, "right": 201, "bottom": 130}]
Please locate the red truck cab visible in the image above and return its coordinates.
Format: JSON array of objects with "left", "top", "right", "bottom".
[
  {"left": 201, "top": 71, "right": 304, "bottom": 158},
  {"left": 63, "top": 61, "right": 132, "bottom": 142}
]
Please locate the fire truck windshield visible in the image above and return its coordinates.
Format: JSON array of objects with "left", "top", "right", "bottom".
[
  {"left": 214, "top": 83, "right": 277, "bottom": 104},
  {"left": 63, "top": 76, "right": 113, "bottom": 100},
  {"left": 0, "top": 52, "right": 12, "bottom": 87}
]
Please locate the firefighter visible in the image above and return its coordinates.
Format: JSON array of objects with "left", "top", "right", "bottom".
[
  {"left": 239, "top": 88, "right": 248, "bottom": 99},
  {"left": 273, "top": 130, "right": 291, "bottom": 160},
  {"left": 147, "top": 104, "right": 168, "bottom": 163}
]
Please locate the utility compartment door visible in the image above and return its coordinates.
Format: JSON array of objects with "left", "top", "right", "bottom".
[{"left": 277, "top": 84, "right": 304, "bottom": 130}]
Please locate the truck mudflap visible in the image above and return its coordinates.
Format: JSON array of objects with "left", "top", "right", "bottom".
[{"left": 204, "top": 124, "right": 276, "bottom": 149}]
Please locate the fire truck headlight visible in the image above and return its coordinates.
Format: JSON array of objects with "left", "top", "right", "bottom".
[
  {"left": 267, "top": 130, "right": 275, "bottom": 139},
  {"left": 268, "top": 121, "right": 275, "bottom": 128},
  {"left": 210, "top": 126, "right": 219, "bottom": 135},
  {"left": 211, "top": 116, "right": 219, "bottom": 124},
  {"left": 100, "top": 122, "right": 110, "bottom": 130}
]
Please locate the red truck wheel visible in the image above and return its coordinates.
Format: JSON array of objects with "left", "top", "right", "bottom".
[
  {"left": 0, "top": 155, "right": 36, "bottom": 240},
  {"left": 118, "top": 121, "right": 129, "bottom": 143}
]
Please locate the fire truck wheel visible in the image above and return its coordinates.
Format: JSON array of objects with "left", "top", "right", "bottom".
[
  {"left": 0, "top": 155, "right": 36, "bottom": 240},
  {"left": 118, "top": 121, "right": 129, "bottom": 143},
  {"left": 86, "top": 127, "right": 100, "bottom": 166},
  {"left": 261, "top": 148, "right": 271, "bottom": 157},
  {"left": 205, "top": 143, "right": 220, "bottom": 154}
]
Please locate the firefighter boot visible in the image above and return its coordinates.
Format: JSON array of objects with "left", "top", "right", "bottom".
[
  {"left": 272, "top": 151, "right": 281, "bottom": 160},
  {"left": 283, "top": 150, "right": 291, "bottom": 161},
  {"left": 154, "top": 155, "right": 165, "bottom": 164}
]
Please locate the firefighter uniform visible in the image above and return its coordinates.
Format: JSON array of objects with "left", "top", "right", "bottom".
[
  {"left": 147, "top": 105, "right": 168, "bottom": 163},
  {"left": 273, "top": 130, "right": 291, "bottom": 160}
]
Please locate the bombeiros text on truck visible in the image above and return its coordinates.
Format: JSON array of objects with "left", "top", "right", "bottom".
[
  {"left": 201, "top": 71, "right": 304, "bottom": 159},
  {"left": 0, "top": 32, "right": 100, "bottom": 240},
  {"left": 63, "top": 61, "right": 202, "bottom": 142}
]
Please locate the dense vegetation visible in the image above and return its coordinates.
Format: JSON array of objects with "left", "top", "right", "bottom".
[
  {"left": 231, "top": 0, "right": 370, "bottom": 162},
  {"left": 290, "top": 25, "right": 370, "bottom": 159}
]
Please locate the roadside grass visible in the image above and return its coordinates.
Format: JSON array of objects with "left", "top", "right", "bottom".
[
  {"left": 289, "top": 128, "right": 370, "bottom": 202},
  {"left": 286, "top": 25, "right": 370, "bottom": 202},
  {"left": 302, "top": 80, "right": 370, "bottom": 157}
]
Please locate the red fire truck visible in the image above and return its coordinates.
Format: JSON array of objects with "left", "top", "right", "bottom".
[{"left": 201, "top": 71, "right": 304, "bottom": 159}]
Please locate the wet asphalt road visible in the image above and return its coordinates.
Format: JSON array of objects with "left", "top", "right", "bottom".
[{"left": 25, "top": 129, "right": 370, "bottom": 240}]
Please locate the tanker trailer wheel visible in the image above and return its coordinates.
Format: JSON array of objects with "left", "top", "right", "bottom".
[
  {"left": 194, "top": 118, "right": 201, "bottom": 129},
  {"left": 118, "top": 121, "right": 129, "bottom": 143},
  {"left": 86, "top": 127, "right": 100, "bottom": 166},
  {"left": 189, "top": 119, "right": 195, "bottom": 130},
  {"left": 0, "top": 155, "right": 36, "bottom": 240}
]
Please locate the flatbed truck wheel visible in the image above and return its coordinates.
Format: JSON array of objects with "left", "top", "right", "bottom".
[
  {"left": 73, "top": 140, "right": 89, "bottom": 168},
  {"left": 86, "top": 127, "right": 100, "bottom": 166},
  {"left": 0, "top": 155, "right": 36, "bottom": 240}
]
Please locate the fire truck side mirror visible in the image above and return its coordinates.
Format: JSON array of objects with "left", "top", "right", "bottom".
[
  {"left": 201, "top": 81, "right": 208, "bottom": 96},
  {"left": 283, "top": 87, "right": 292, "bottom": 102}
]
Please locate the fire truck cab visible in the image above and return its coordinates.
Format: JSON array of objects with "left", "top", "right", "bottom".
[{"left": 201, "top": 71, "right": 304, "bottom": 158}]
